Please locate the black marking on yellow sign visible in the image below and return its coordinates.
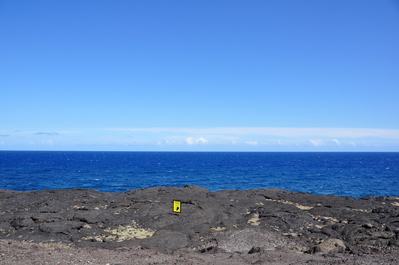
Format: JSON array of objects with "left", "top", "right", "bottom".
[{"left": 173, "top": 200, "right": 181, "bottom": 213}]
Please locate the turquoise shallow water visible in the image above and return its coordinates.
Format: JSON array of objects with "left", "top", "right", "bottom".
[{"left": 0, "top": 151, "right": 398, "bottom": 198}]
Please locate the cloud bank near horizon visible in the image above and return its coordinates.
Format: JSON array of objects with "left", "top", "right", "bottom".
[
  {"left": 1, "top": 127, "right": 398, "bottom": 151},
  {"left": 104, "top": 127, "right": 399, "bottom": 139},
  {"left": 97, "top": 127, "right": 399, "bottom": 150}
]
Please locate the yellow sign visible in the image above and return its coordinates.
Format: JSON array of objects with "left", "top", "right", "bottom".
[{"left": 173, "top": 200, "right": 181, "bottom": 213}]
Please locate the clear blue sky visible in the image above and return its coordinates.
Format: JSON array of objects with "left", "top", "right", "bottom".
[{"left": 1, "top": 0, "right": 398, "bottom": 151}]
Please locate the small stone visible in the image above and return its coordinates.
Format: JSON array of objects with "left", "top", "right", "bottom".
[{"left": 248, "top": 246, "right": 262, "bottom": 254}]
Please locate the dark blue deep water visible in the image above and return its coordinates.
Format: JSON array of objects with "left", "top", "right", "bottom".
[{"left": 0, "top": 151, "right": 398, "bottom": 198}]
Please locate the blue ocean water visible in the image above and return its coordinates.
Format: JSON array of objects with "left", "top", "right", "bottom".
[{"left": 0, "top": 151, "right": 398, "bottom": 198}]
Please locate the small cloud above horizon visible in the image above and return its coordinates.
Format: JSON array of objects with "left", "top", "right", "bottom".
[
  {"left": 332, "top": 139, "right": 341, "bottom": 145},
  {"left": 186, "top": 137, "right": 208, "bottom": 145},
  {"left": 309, "top": 139, "right": 326, "bottom": 147},
  {"left": 244, "top": 141, "right": 259, "bottom": 146},
  {"left": 33, "top": 132, "right": 60, "bottom": 136}
]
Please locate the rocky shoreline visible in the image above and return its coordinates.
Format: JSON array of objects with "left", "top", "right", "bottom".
[{"left": 1, "top": 186, "right": 399, "bottom": 264}]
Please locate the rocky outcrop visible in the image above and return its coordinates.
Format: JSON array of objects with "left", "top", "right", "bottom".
[
  {"left": 1, "top": 186, "right": 399, "bottom": 255},
  {"left": 310, "top": 238, "right": 346, "bottom": 254}
]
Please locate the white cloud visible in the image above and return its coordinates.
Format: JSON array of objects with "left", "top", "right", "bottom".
[
  {"left": 332, "top": 139, "right": 341, "bottom": 145},
  {"left": 309, "top": 139, "right": 326, "bottom": 146},
  {"left": 245, "top": 141, "right": 259, "bottom": 145},
  {"left": 186, "top": 137, "right": 195, "bottom": 145},
  {"left": 43, "top": 140, "right": 54, "bottom": 145},
  {"left": 185, "top": 137, "right": 208, "bottom": 145},
  {"left": 198, "top": 137, "right": 208, "bottom": 144}
]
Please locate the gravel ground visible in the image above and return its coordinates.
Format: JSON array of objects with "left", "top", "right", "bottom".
[{"left": 1, "top": 239, "right": 399, "bottom": 265}]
